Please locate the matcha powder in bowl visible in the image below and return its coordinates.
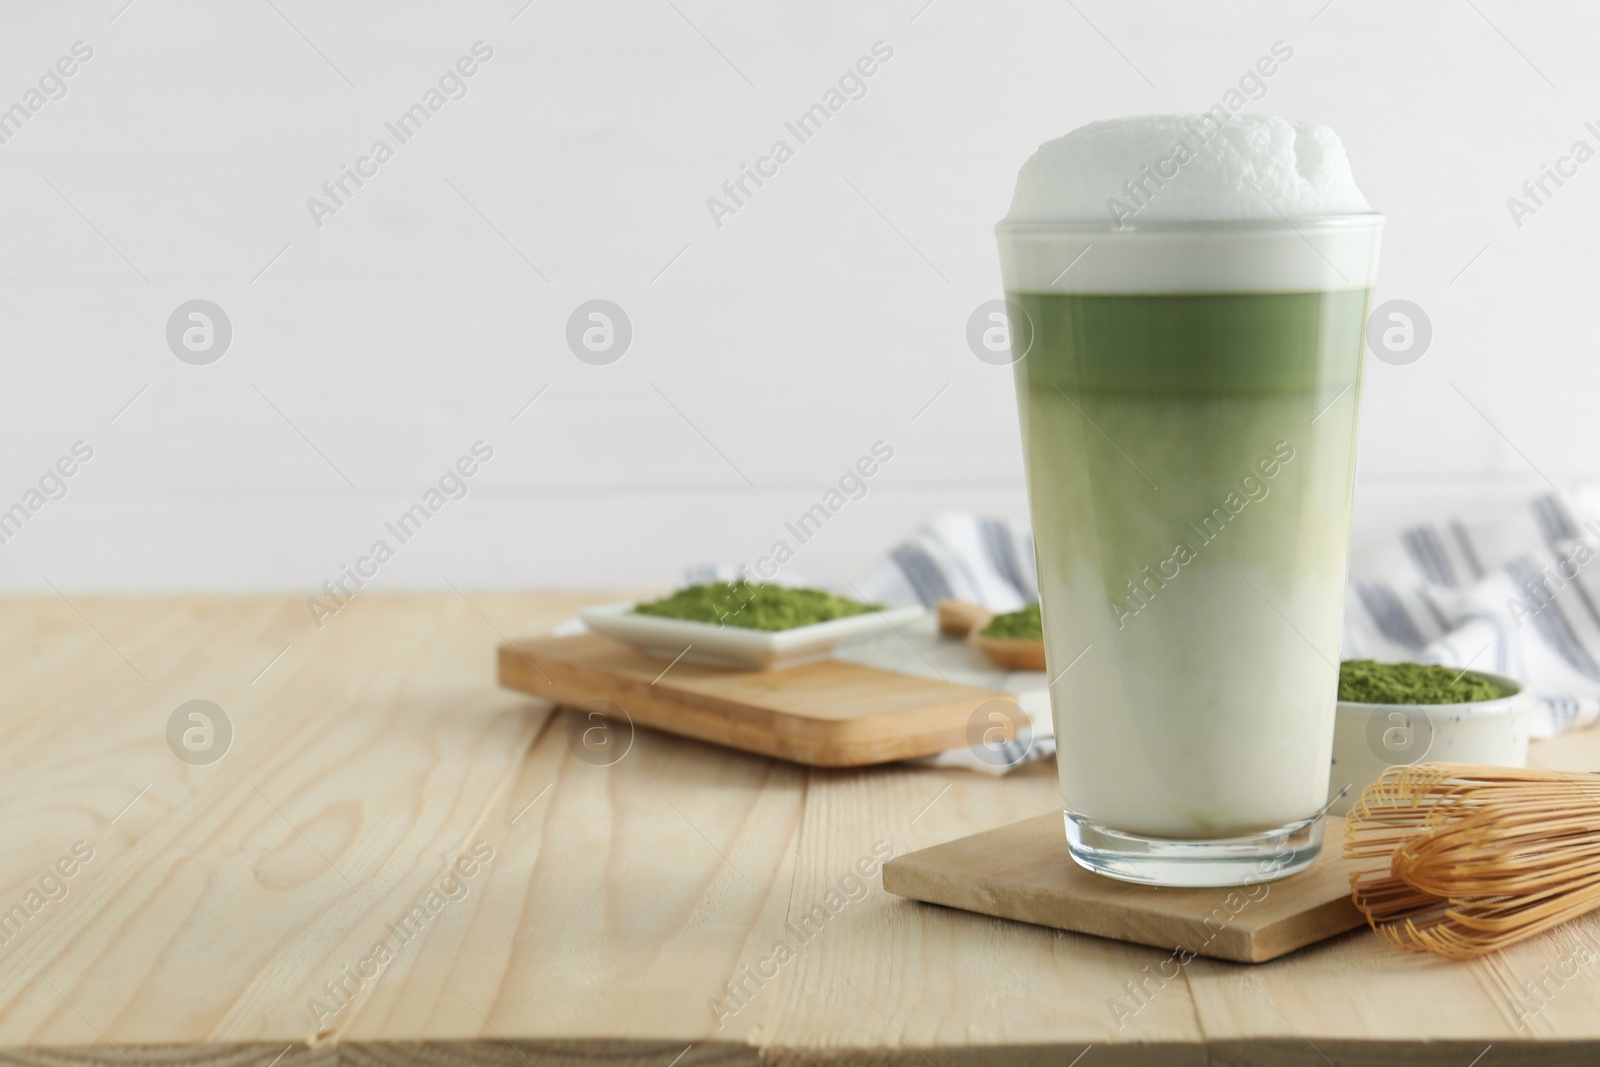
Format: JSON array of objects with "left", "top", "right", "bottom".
[
  {"left": 633, "top": 582, "right": 879, "bottom": 632},
  {"left": 1337, "top": 659, "right": 1513, "bottom": 705},
  {"left": 981, "top": 602, "right": 1043, "bottom": 640},
  {"left": 1327, "top": 658, "right": 1529, "bottom": 817}
]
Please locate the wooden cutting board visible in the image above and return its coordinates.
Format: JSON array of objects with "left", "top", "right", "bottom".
[
  {"left": 497, "top": 633, "right": 1014, "bottom": 767},
  {"left": 883, "top": 813, "right": 1366, "bottom": 962}
]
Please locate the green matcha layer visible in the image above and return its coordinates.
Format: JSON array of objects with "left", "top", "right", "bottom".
[
  {"left": 1013, "top": 290, "right": 1367, "bottom": 395},
  {"left": 1012, "top": 290, "right": 1367, "bottom": 628}
]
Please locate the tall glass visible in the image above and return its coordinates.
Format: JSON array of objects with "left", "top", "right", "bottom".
[{"left": 996, "top": 217, "right": 1382, "bottom": 886}]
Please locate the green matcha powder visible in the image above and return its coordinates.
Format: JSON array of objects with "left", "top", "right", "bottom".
[
  {"left": 1337, "top": 659, "right": 1512, "bottom": 705},
  {"left": 633, "top": 582, "right": 878, "bottom": 632},
  {"left": 982, "top": 602, "right": 1043, "bottom": 640}
]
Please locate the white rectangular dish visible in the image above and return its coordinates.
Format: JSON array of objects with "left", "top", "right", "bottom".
[{"left": 577, "top": 601, "right": 925, "bottom": 671}]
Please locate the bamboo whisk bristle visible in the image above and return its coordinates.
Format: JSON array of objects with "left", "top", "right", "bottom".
[{"left": 1344, "top": 762, "right": 1600, "bottom": 959}]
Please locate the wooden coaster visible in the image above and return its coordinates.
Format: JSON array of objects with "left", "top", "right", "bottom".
[
  {"left": 883, "top": 813, "right": 1366, "bottom": 962},
  {"left": 498, "top": 633, "right": 1011, "bottom": 767}
]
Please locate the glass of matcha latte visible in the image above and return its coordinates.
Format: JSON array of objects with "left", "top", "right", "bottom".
[{"left": 996, "top": 115, "right": 1381, "bottom": 886}]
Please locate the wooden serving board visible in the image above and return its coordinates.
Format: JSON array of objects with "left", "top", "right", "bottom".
[
  {"left": 883, "top": 812, "right": 1366, "bottom": 962},
  {"left": 498, "top": 632, "right": 1013, "bottom": 767}
]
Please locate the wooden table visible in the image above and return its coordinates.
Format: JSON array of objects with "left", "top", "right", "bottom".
[{"left": 4, "top": 593, "right": 1599, "bottom": 1066}]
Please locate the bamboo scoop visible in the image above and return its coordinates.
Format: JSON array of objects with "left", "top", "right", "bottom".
[
  {"left": 936, "top": 600, "right": 1047, "bottom": 672},
  {"left": 936, "top": 599, "right": 993, "bottom": 637},
  {"left": 1344, "top": 763, "right": 1600, "bottom": 958}
]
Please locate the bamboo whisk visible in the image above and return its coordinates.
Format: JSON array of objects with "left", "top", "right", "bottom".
[{"left": 1344, "top": 763, "right": 1600, "bottom": 959}]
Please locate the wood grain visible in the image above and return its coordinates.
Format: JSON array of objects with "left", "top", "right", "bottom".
[
  {"left": 883, "top": 813, "right": 1364, "bottom": 963},
  {"left": 0, "top": 594, "right": 1598, "bottom": 1066},
  {"left": 497, "top": 633, "right": 1010, "bottom": 766}
]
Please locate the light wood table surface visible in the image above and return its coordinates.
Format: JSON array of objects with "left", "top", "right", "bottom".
[{"left": 3, "top": 593, "right": 1599, "bottom": 1066}]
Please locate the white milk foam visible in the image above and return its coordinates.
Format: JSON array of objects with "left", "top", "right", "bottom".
[
  {"left": 1005, "top": 114, "right": 1369, "bottom": 224},
  {"left": 998, "top": 115, "right": 1379, "bottom": 293}
]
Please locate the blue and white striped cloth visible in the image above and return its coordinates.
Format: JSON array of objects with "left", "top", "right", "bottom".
[
  {"left": 854, "top": 514, "right": 1040, "bottom": 616},
  {"left": 854, "top": 495, "right": 1600, "bottom": 741},
  {"left": 1338, "top": 491, "right": 1600, "bottom": 738}
]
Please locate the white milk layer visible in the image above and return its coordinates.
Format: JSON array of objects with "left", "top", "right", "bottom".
[{"left": 997, "top": 219, "right": 1382, "bottom": 294}]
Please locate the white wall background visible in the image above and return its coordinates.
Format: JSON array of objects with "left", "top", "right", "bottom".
[{"left": 0, "top": 0, "right": 1592, "bottom": 593}]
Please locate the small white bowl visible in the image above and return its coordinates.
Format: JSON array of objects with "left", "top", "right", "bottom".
[
  {"left": 1326, "top": 669, "right": 1532, "bottom": 816},
  {"left": 578, "top": 601, "right": 926, "bottom": 671}
]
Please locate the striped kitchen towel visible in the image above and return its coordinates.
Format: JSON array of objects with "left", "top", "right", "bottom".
[
  {"left": 852, "top": 514, "right": 1039, "bottom": 615},
  {"left": 857, "top": 494, "right": 1600, "bottom": 741},
  {"left": 1341, "top": 490, "right": 1600, "bottom": 738}
]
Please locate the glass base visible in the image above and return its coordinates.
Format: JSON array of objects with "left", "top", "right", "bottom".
[{"left": 1063, "top": 810, "right": 1324, "bottom": 888}]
